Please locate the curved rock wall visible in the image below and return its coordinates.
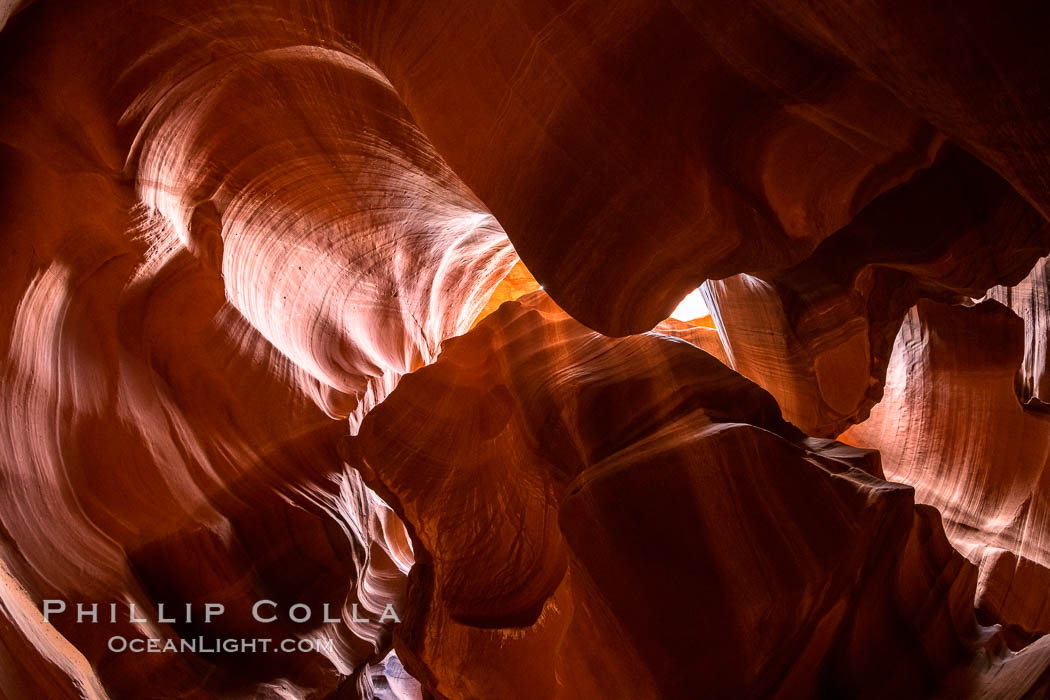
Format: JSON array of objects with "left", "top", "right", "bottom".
[
  {"left": 353, "top": 293, "right": 1033, "bottom": 698},
  {"left": 3, "top": 1, "right": 1050, "bottom": 698}
]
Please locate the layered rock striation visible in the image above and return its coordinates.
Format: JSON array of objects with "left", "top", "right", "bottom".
[{"left": 3, "top": 0, "right": 1050, "bottom": 698}]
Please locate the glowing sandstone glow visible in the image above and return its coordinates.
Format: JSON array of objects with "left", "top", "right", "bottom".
[{"left": 3, "top": 0, "right": 1050, "bottom": 698}]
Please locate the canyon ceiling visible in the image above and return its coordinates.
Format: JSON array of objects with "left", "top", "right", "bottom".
[{"left": 2, "top": 0, "right": 1050, "bottom": 698}]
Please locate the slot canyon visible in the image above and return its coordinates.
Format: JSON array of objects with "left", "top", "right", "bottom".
[{"left": 2, "top": 0, "right": 1050, "bottom": 697}]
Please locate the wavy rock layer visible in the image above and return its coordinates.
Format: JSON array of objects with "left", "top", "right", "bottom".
[
  {"left": 0, "top": 1, "right": 514, "bottom": 696},
  {"left": 3, "top": 0, "right": 1050, "bottom": 698},
  {"left": 843, "top": 300, "right": 1050, "bottom": 649},
  {"left": 704, "top": 148, "right": 1050, "bottom": 436},
  {"left": 985, "top": 257, "right": 1050, "bottom": 404},
  {"left": 325, "top": 0, "right": 1050, "bottom": 338},
  {"left": 4, "top": 1, "right": 1050, "bottom": 336},
  {"left": 352, "top": 293, "right": 1050, "bottom": 699}
]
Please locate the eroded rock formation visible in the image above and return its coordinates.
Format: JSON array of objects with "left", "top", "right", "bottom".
[
  {"left": 352, "top": 292, "right": 1050, "bottom": 699},
  {"left": 2, "top": 0, "right": 1050, "bottom": 698},
  {"left": 842, "top": 300, "right": 1050, "bottom": 652},
  {"left": 1, "top": 2, "right": 512, "bottom": 695},
  {"left": 705, "top": 148, "right": 1050, "bottom": 436}
]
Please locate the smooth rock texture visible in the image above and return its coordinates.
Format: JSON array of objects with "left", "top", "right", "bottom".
[
  {"left": 1, "top": 1, "right": 512, "bottom": 695},
  {"left": 705, "top": 148, "right": 1050, "bottom": 436},
  {"left": 843, "top": 300, "right": 1050, "bottom": 653},
  {"left": 352, "top": 293, "right": 1050, "bottom": 699},
  {"left": 843, "top": 301, "right": 1050, "bottom": 564},
  {"left": 984, "top": 256, "right": 1050, "bottom": 404},
  {"left": 3, "top": 0, "right": 1050, "bottom": 698}
]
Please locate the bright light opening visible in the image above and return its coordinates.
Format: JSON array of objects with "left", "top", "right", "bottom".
[{"left": 670, "top": 287, "right": 709, "bottom": 322}]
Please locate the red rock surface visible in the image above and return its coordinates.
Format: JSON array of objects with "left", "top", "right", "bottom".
[
  {"left": 706, "top": 148, "right": 1050, "bottom": 436},
  {"left": 353, "top": 292, "right": 1049, "bottom": 698},
  {"left": 842, "top": 300, "right": 1050, "bottom": 654},
  {"left": 2, "top": 1, "right": 1050, "bottom": 698}
]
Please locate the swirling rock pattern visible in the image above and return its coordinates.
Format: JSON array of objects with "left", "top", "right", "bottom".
[
  {"left": 1, "top": 1, "right": 511, "bottom": 696},
  {"left": 842, "top": 300, "right": 1050, "bottom": 652},
  {"left": 705, "top": 148, "right": 1050, "bottom": 436},
  {"left": 3, "top": 0, "right": 1050, "bottom": 698},
  {"left": 352, "top": 293, "right": 1050, "bottom": 699}
]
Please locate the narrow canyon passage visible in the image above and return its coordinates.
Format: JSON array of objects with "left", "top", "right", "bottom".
[{"left": 2, "top": 1, "right": 1050, "bottom": 698}]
